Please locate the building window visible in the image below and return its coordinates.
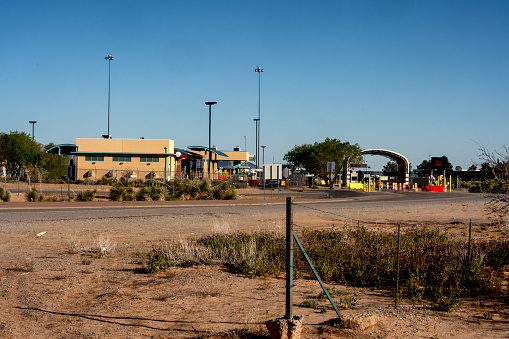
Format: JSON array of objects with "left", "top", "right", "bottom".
[
  {"left": 85, "top": 156, "right": 104, "bottom": 161},
  {"left": 113, "top": 156, "right": 132, "bottom": 162},
  {"left": 140, "top": 156, "right": 160, "bottom": 162}
]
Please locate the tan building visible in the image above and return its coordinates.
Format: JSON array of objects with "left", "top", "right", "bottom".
[
  {"left": 46, "top": 139, "right": 251, "bottom": 181},
  {"left": 74, "top": 138, "right": 176, "bottom": 181}
]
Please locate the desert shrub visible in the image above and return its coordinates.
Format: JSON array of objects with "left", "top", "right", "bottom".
[
  {"left": 163, "top": 178, "right": 236, "bottom": 200},
  {"left": 46, "top": 195, "right": 59, "bottom": 202},
  {"left": 469, "top": 179, "right": 509, "bottom": 193},
  {"left": 149, "top": 186, "right": 167, "bottom": 201},
  {"left": 109, "top": 183, "right": 136, "bottom": 201},
  {"left": 212, "top": 181, "right": 237, "bottom": 200},
  {"left": 25, "top": 187, "right": 44, "bottom": 202},
  {"left": 136, "top": 186, "right": 168, "bottom": 201},
  {"left": 145, "top": 249, "right": 173, "bottom": 273},
  {"left": 97, "top": 176, "right": 116, "bottom": 185},
  {"left": 0, "top": 187, "right": 12, "bottom": 202},
  {"left": 136, "top": 187, "right": 151, "bottom": 201},
  {"left": 76, "top": 189, "right": 96, "bottom": 201},
  {"left": 301, "top": 299, "right": 318, "bottom": 308}
]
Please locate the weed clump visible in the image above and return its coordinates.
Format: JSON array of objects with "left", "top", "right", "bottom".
[
  {"left": 0, "top": 187, "right": 11, "bottom": 202},
  {"left": 76, "top": 189, "right": 96, "bottom": 201},
  {"left": 25, "top": 187, "right": 43, "bottom": 202}
]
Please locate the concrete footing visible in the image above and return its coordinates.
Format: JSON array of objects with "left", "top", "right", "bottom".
[{"left": 265, "top": 316, "right": 303, "bottom": 339}]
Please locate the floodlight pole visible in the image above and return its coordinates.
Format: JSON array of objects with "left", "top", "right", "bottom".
[
  {"left": 261, "top": 145, "right": 266, "bottom": 166},
  {"left": 253, "top": 118, "right": 259, "bottom": 169},
  {"left": 105, "top": 54, "right": 114, "bottom": 138},
  {"left": 29, "top": 121, "right": 37, "bottom": 141},
  {"left": 205, "top": 102, "right": 217, "bottom": 179},
  {"left": 255, "top": 67, "right": 264, "bottom": 169}
]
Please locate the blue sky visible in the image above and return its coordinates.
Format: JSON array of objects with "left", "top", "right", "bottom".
[{"left": 1, "top": 1, "right": 508, "bottom": 170}]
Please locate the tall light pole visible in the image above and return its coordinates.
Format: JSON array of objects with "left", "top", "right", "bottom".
[
  {"left": 261, "top": 145, "right": 266, "bottom": 166},
  {"left": 29, "top": 121, "right": 37, "bottom": 141},
  {"left": 255, "top": 67, "right": 264, "bottom": 169},
  {"left": 205, "top": 102, "right": 217, "bottom": 178},
  {"left": 105, "top": 54, "right": 114, "bottom": 138},
  {"left": 253, "top": 118, "right": 259, "bottom": 168}
]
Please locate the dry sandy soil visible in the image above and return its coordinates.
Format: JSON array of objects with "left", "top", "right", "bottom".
[{"left": 0, "top": 184, "right": 508, "bottom": 338}]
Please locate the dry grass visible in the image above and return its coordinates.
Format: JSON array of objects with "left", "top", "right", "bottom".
[{"left": 68, "top": 233, "right": 116, "bottom": 255}]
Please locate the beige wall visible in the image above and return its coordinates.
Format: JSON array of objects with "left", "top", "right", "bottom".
[{"left": 76, "top": 138, "right": 176, "bottom": 181}]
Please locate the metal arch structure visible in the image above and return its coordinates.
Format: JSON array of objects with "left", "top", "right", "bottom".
[{"left": 361, "top": 149, "right": 410, "bottom": 185}]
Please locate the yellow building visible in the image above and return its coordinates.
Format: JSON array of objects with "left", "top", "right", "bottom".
[{"left": 74, "top": 138, "right": 176, "bottom": 181}]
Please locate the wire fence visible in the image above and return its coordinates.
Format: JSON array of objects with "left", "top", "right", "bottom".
[{"left": 289, "top": 200, "right": 508, "bottom": 310}]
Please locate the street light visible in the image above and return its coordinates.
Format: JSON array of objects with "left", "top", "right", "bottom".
[
  {"left": 104, "top": 54, "right": 114, "bottom": 139},
  {"left": 253, "top": 118, "right": 259, "bottom": 168},
  {"left": 261, "top": 145, "right": 266, "bottom": 166},
  {"left": 255, "top": 67, "right": 264, "bottom": 169},
  {"left": 29, "top": 121, "right": 37, "bottom": 141},
  {"left": 205, "top": 102, "right": 217, "bottom": 178}
]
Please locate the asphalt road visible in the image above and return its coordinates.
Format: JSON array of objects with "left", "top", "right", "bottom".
[{"left": 0, "top": 189, "right": 485, "bottom": 226}]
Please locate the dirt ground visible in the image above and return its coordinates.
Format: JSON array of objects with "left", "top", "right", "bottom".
[{"left": 0, "top": 184, "right": 508, "bottom": 338}]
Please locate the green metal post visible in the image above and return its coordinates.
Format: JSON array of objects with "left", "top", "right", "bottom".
[{"left": 293, "top": 231, "right": 341, "bottom": 319}]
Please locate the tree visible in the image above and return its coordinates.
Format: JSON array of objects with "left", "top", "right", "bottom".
[
  {"left": 0, "top": 131, "right": 42, "bottom": 178},
  {"left": 382, "top": 161, "right": 398, "bottom": 175},
  {"left": 284, "top": 138, "right": 362, "bottom": 185},
  {"left": 475, "top": 143, "right": 509, "bottom": 226},
  {"left": 417, "top": 156, "right": 453, "bottom": 175},
  {"left": 468, "top": 164, "right": 477, "bottom": 171},
  {"left": 476, "top": 143, "right": 509, "bottom": 181}
]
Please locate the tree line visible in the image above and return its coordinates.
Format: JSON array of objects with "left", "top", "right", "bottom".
[{"left": 0, "top": 131, "right": 67, "bottom": 181}]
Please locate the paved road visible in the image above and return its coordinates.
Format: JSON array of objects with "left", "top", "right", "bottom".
[{"left": 0, "top": 189, "right": 486, "bottom": 226}]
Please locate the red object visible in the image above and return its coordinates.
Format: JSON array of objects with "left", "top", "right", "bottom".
[
  {"left": 218, "top": 175, "right": 225, "bottom": 180},
  {"left": 422, "top": 185, "right": 444, "bottom": 192},
  {"left": 249, "top": 179, "right": 260, "bottom": 186}
]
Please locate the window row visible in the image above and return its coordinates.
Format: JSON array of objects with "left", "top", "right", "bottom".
[{"left": 85, "top": 156, "right": 160, "bottom": 163}]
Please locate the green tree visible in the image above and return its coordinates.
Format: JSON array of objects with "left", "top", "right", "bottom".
[
  {"left": 284, "top": 138, "right": 362, "bottom": 185},
  {"left": 40, "top": 143, "right": 68, "bottom": 180},
  {"left": 0, "top": 131, "right": 41, "bottom": 178},
  {"left": 417, "top": 156, "right": 453, "bottom": 175},
  {"left": 382, "top": 161, "right": 398, "bottom": 175}
]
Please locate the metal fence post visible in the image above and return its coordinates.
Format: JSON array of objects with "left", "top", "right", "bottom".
[{"left": 286, "top": 196, "right": 293, "bottom": 319}]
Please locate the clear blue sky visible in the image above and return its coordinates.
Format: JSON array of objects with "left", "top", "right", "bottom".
[{"left": 1, "top": 1, "right": 508, "bottom": 171}]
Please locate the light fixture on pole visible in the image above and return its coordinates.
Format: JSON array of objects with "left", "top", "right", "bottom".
[
  {"left": 253, "top": 118, "right": 259, "bottom": 168},
  {"left": 29, "top": 121, "right": 37, "bottom": 141},
  {"left": 205, "top": 102, "right": 217, "bottom": 178},
  {"left": 255, "top": 67, "right": 264, "bottom": 169},
  {"left": 104, "top": 54, "right": 114, "bottom": 139},
  {"left": 261, "top": 145, "right": 266, "bottom": 166}
]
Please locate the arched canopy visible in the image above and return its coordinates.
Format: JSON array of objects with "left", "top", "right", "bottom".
[
  {"left": 361, "top": 149, "right": 410, "bottom": 184},
  {"left": 45, "top": 144, "right": 77, "bottom": 155}
]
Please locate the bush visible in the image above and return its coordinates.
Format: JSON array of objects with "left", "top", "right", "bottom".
[
  {"left": 212, "top": 181, "right": 237, "bottom": 200},
  {"left": 25, "top": 188, "right": 44, "bottom": 202},
  {"left": 109, "top": 184, "right": 136, "bottom": 201},
  {"left": 0, "top": 187, "right": 11, "bottom": 202},
  {"left": 469, "top": 179, "right": 509, "bottom": 193},
  {"left": 76, "top": 189, "right": 96, "bottom": 201}
]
